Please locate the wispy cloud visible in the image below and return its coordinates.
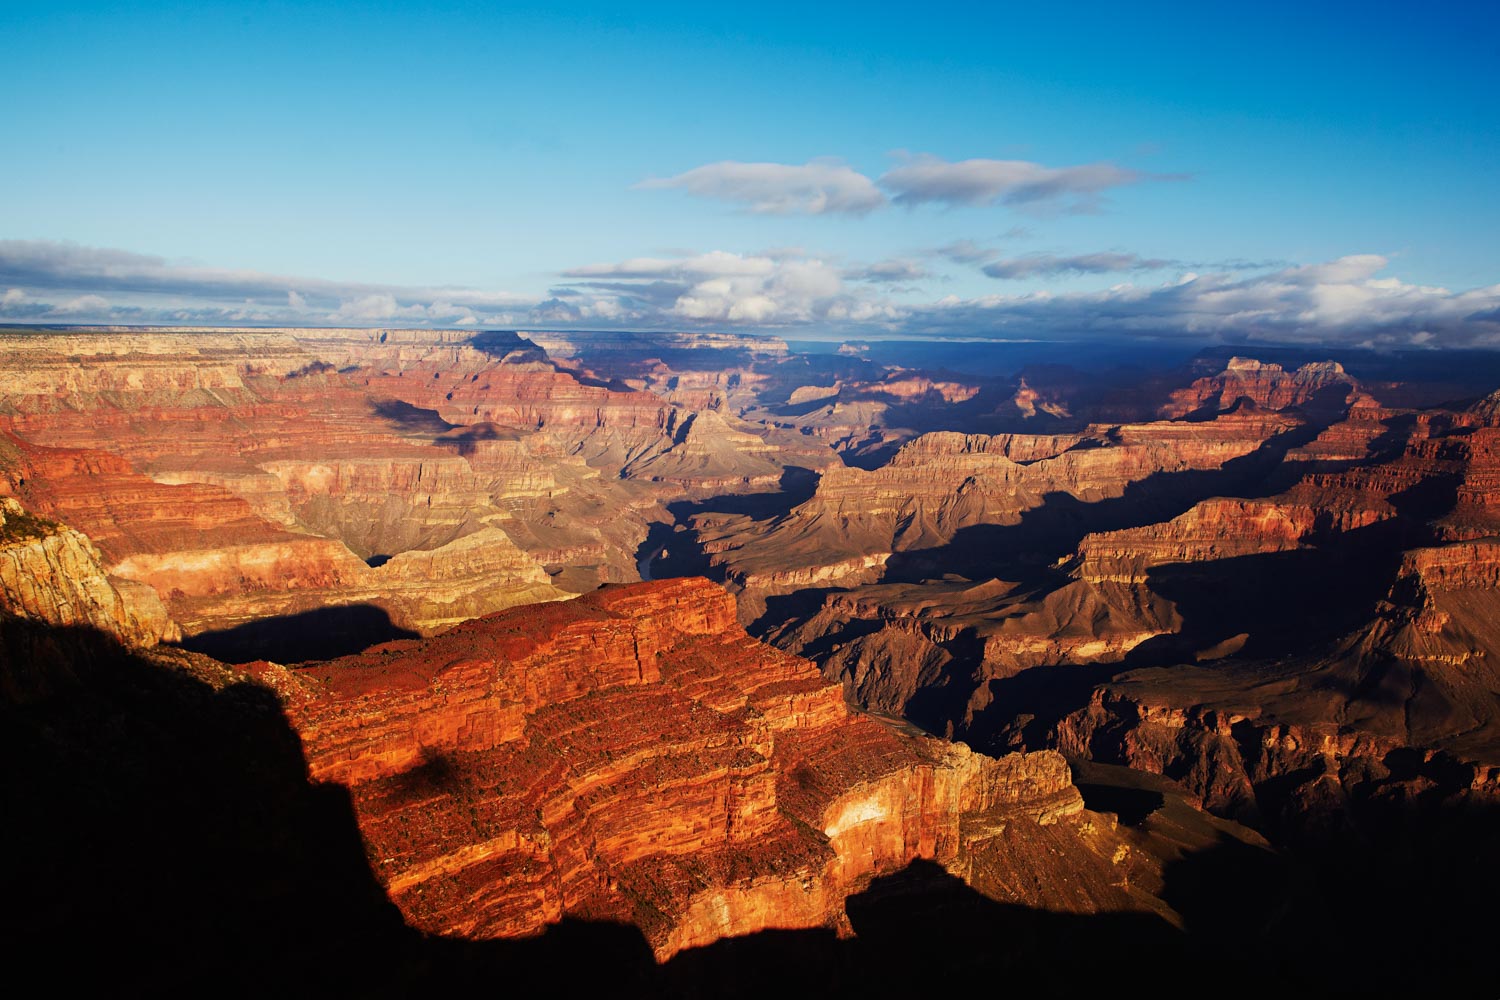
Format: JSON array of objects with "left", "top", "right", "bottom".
[
  {"left": 844, "top": 258, "right": 932, "bottom": 283},
  {"left": 880, "top": 154, "right": 1179, "bottom": 213},
  {"left": 562, "top": 251, "right": 777, "bottom": 280},
  {"left": 634, "top": 159, "right": 886, "bottom": 215},
  {"left": 931, "top": 230, "right": 1035, "bottom": 265},
  {"left": 636, "top": 154, "right": 1178, "bottom": 216},
  {"left": 981, "top": 251, "right": 1175, "bottom": 279},
  {"left": 933, "top": 239, "right": 1000, "bottom": 264}
]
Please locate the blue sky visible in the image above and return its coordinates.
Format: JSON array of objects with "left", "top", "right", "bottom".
[{"left": 3, "top": 0, "right": 1498, "bottom": 345}]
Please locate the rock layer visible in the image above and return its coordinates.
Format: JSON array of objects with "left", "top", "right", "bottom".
[
  {"left": 0, "top": 329, "right": 841, "bottom": 645},
  {"left": 691, "top": 405, "right": 1299, "bottom": 621}
]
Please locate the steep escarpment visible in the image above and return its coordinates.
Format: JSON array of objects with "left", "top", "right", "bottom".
[
  {"left": 1046, "top": 480, "right": 1500, "bottom": 844},
  {"left": 0, "top": 497, "right": 178, "bottom": 646},
  {"left": 7, "top": 333, "right": 1497, "bottom": 992},
  {"left": 0, "top": 426, "right": 565, "bottom": 648},
  {"left": 0, "top": 329, "right": 843, "bottom": 647},
  {"left": 688, "top": 405, "right": 1300, "bottom": 623},
  {"left": 259, "top": 578, "right": 1164, "bottom": 958}
]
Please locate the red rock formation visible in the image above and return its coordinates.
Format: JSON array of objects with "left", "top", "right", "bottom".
[
  {"left": 769, "top": 575, "right": 1179, "bottom": 729},
  {"left": 0, "top": 328, "right": 844, "bottom": 641},
  {"left": 1052, "top": 531, "right": 1500, "bottom": 831},
  {"left": 1073, "top": 493, "right": 1386, "bottom": 585},
  {"left": 260, "top": 578, "right": 1114, "bottom": 957},
  {"left": 0, "top": 425, "right": 564, "bottom": 641},
  {"left": 1159, "top": 357, "right": 1356, "bottom": 418},
  {"left": 731, "top": 374, "right": 1500, "bottom": 766},
  {"left": 749, "top": 371, "right": 990, "bottom": 464}
]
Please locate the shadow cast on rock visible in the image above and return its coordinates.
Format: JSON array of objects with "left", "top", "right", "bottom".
[
  {"left": 883, "top": 420, "right": 1332, "bottom": 587},
  {"left": 9, "top": 615, "right": 1496, "bottom": 996},
  {"left": 641, "top": 466, "right": 823, "bottom": 584},
  {"left": 180, "top": 603, "right": 419, "bottom": 664},
  {"left": 1139, "top": 536, "right": 1403, "bottom": 660},
  {"left": 1, "top": 617, "right": 410, "bottom": 994},
  {"left": 659, "top": 859, "right": 1191, "bottom": 998}
]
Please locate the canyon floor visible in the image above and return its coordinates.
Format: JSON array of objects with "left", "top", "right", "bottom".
[{"left": 3, "top": 326, "right": 1498, "bottom": 993}]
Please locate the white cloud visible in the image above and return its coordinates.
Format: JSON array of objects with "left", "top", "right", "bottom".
[
  {"left": 330, "top": 294, "right": 391, "bottom": 321},
  {"left": 635, "top": 159, "right": 887, "bottom": 215},
  {"left": 933, "top": 239, "right": 1000, "bottom": 264},
  {"left": 564, "top": 251, "right": 776, "bottom": 280},
  {"left": 426, "top": 301, "right": 480, "bottom": 325},
  {"left": 52, "top": 294, "right": 111, "bottom": 315},
  {"left": 555, "top": 251, "right": 884, "bottom": 327},
  {"left": 636, "top": 153, "right": 1176, "bottom": 217},
  {"left": 7, "top": 239, "right": 1497, "bottom": 349},
  {"left": 383, "top": 247, "right": 1469, "bottom": 346}
]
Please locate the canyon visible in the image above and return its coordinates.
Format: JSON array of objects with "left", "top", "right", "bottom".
[{"left": 4, "top": 326, "right": 1498, "bottom": 993}]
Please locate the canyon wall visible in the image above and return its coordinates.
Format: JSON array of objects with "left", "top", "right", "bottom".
[
  {"left": 0, "top": 329, "right": 837, "bottom": 646},
  {"left": 0, "top": 496, "right": 178, "bottom": 646}
]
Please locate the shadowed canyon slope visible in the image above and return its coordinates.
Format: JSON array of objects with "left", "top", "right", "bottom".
[
  {"left": 674, "top": 353, "right": 1500, "bottom": 872},
  {"left": 6, "top": 575, "right": 1295, "bottom": 993}
]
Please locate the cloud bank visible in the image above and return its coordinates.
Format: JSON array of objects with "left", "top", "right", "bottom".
[
  {"left": 4, "top": 241, "right": 1498, "bottom": 350},
  {"left": 0, "top": 240, "right": 534, "bottom": 327},
  {"left": 909, "top": 256, "right": 1500, "bottom": 348},
  {"left": 553, "top": 250, "right": 897, "bottom": 325}
]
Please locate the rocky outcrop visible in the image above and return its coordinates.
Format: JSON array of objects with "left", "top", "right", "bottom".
[
  {"left": 1073, "top": 494, "right": 1386, "bottom": 585},
  {"left": 731, "top": 371, "right": 1500, "bottom": 765},
  {"left": 1160, "top": 357, "right": 1356, "bottom": 418},
  {"left": 261, "top": 578, "right": 1115, "bottom": 958},
  {"left": 0, "top": 497, "right": 178, "bottom": 646},
  {"left": 616, "top": 408, "right": 789, "bottom": 492},
  {"left": 110, "top": 525, "right": 565, "bottom": 638}
]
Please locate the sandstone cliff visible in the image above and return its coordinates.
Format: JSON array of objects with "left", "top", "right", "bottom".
[
  {"left": 256, "top": 578, "right": 1171, "bottom": 958},
  {"left": 0, "top": 497, "right": 178, "bottom": 646}
]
